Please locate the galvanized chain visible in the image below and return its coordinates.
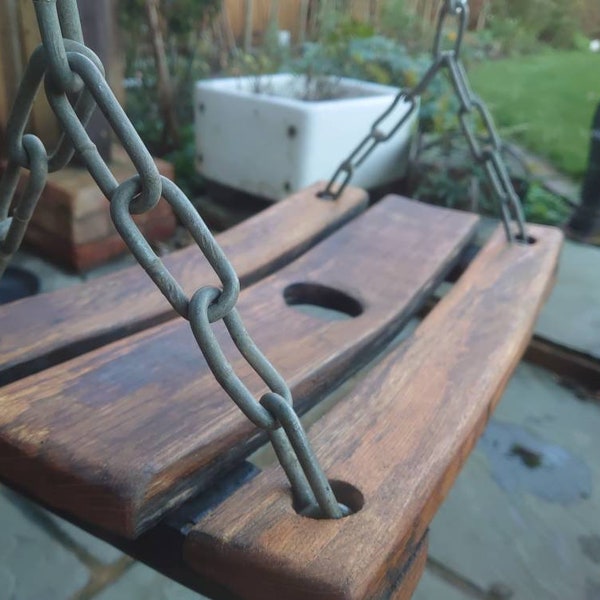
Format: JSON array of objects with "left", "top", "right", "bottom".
[
  {"left": 0, "top": 0, "right": 344, "bottom": 519},
  {"left": 322, "top": 0, "right": 528, "bottom": 243}
]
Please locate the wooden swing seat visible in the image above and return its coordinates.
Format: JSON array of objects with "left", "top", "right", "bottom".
[
  {"left": 0, "top": 184, "right": 562, "bottom": 600},
  {"left": 0, "top": 182, "right": 367, "bottom": 385}
]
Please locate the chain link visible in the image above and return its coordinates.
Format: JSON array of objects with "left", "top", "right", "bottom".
[
  {"left": 0, "top": 0, "right": 343, "bottom": 519},
  {"left": 111, "top": 177, "right": 240, "bottom": 322},
  {"left": 6, "top": 42, "right": 100, "bottom": 172},
  {"left": 33, "top": 0, "right": 83, "bottom": 93},
  {"left": 322, "top": 0, "right": 528, "bottom": 243},
  {"left": 0, "top": 136, "right": 48, "bottom": 277}
]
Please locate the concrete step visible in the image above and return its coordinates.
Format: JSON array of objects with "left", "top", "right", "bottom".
[{"left": 537, "top": 239, "right": 600, "bottom": 361}]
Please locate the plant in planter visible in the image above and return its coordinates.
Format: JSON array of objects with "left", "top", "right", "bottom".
[
  {"left": 195, "top": 22, "right": 424, "bottom": 201},
  {"left": 195, "top": 72, "right": 417, "bottom": 201}
]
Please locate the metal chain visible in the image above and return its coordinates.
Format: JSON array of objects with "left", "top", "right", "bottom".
[
  {"left": 322, "top": 0, "right": 528, "bottom": 243},
  {"left": 0, "top": 136, "right": 48, "bottom": 275},
  {"left": 0, "top": 0, "right": 343, "bottom": 519}
]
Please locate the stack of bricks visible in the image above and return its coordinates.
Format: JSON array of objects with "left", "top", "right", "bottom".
[
  {"left": 17, "top": 148, "right": 177, "bottom": 272},
  {"left": 0, "top": 2, "right": 177, "bottom": 272}
]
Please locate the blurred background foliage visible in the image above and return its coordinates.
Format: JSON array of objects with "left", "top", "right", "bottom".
[{"left": 117, "top": 0, "right": 599, "bottom": 225}]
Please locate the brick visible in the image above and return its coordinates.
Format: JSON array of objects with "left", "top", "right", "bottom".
[
  {"left": 71, "top": 210, "right": 116, "bottom": 245},
  {"left": 17, "top": 146, "right": 176, "bottom": 271}
]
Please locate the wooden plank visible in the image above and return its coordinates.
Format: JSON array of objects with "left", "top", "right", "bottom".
[
  {"left": 0, "top": 197, "right": 478, "bottom": 538},
  {"left": 0, "top": 0, "right": 23, "bottom": 159},
  {"left": 244, "top": 0, "right": 254, "bottom": 51},
  {"left": 16, "top": 1, "right": 61, "bottom": 151},
  {"left": 59, "top": 499, "right": 428, "bottom": 600},
  {"left": 77, "top": 0, "right": 114, "bottom": 162},
  {"left": 388, "top": 533, "right": 429, "bottom": 600},
  {"left": 0, "top": 182, "right": 367, "bottom": 384},
  {"left": 298, "top": 0, "right": 309, "bottom": 45},
  {"left": 183, "top": 224, "right": 563, "bottom": 600}
]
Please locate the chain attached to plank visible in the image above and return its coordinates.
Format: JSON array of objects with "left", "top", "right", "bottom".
[
  {"left": 0, "top": 0, "right": 344, "bottom": 520},
  {"left": 321, "top": 0, "right": 528, "bottom": 243}
]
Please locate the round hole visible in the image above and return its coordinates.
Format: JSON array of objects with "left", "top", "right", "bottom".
[
  {"left": 287, "top": 125, "right": 297, "bottom": 138},
  {"left": 515, "top": 234, "right": 537, "bottom": 245},
  {"left": 284, "top": 283, "right": 363, "bottom": 321},
  {"left": 283, "top": 181, "right": 292, "bottom": 192},
  {"left": 296, "top": 480, "right": 364, "bottom": 519},
  {"left": 196, "top": 153, "right": 204, "bottom": 164},
  {"left": 198, "top": 102, "right": 205, "bottom": 113},
  {"left": 317, "top": 190, "right": 335, "bottom": 200}
]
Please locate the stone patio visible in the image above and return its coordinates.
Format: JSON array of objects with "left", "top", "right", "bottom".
[{"left": 2, "top": 235, "right": 599, "bottom": 599}]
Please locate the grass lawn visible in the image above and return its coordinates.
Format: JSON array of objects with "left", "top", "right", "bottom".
[{"left": 470, "top": 50, "right": 600, "bottom": 178}]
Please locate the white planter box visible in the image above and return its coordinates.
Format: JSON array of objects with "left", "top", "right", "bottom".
[{"left": 195, "top": 74, "right": 418, "bottom": 201}]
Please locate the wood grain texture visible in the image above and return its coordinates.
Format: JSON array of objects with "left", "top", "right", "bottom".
[
  {"left": 0, "top": 182, "right": 367, "bottom": 384},
  {"left": 183, "top": 224, "right": 563, "bottom": 600},
  {"left": 385, "top": 532, "right": 429, "bottom": 600},
  {"left": 0, "top": 197, "right": 478, "bottom": 537}
]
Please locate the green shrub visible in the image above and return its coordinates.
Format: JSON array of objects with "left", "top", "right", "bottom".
[
  {"left": 229, "top": 28, "right": 456, "bottom": 133},
  {"left": 378, "top": 0, "right": 434, "bottom": 53},
  {"left": 488, "top": 0, "right": 582, "bottom": 50},
  {"left": 410, "top": 134, "right": 572, "bottom": 227},
  {"left": 120, "top": 0, "right": 220, "bottom": 156},
  {"left": 523, "top": 183, "right": 572, "bottom": 226},
  {"left": 486, "top": 16, "right": 542, "bottom": 56}
]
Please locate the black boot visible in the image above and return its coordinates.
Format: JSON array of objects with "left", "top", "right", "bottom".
[{"left": 566, "top": 101, "right": 600, "bottom": 243}]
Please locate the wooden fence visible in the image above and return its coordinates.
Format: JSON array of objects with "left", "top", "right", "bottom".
[
  {"left": 222, "top": 0, "right": 455, "bottom": 49},
  {"left": 0, "top": 1, "right": 61, "bottom": 157},
  {"left": 222, "top": 0, "right": 600, "bottom": 48},
  {"left": 0, "top": 0, "right": 121, "bottom": 160}
]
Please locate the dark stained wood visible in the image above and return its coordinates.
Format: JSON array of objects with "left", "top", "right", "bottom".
[
  {"left": 0, "top": 197, "right": 478, "bottom": 538},
  {"left": 385, "top": 532, "right": 429, "bottom": 600},
  {"left": 0, "top": 182, "right": 367, "bottom": 384},
  {"left": 183, "top": 225, "right": 563, "bottom": 600}
]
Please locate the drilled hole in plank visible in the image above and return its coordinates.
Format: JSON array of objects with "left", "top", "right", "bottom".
[
  {"left": 297, "top": 480, "right": 364, "bottom": 519},
  {"left": 283, "top": 283, "right": 362, "bottom": 321},
  {"left": 317, "top": 190, "right": 335, "bottom": 200},
  {"left": 516, "top": 234, "right": 537, "bottom": 245}
]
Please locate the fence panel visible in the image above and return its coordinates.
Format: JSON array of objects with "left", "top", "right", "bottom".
[
  {"left": 0, "top": 0, "right": 24, "bottom": 158},
  {"left": 221, "top": 0, "right": 452, "bottom": 46}
]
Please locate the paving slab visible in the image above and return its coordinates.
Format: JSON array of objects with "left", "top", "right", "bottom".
[
  {"left": 427, "top": 362, "right": 600, "bottom": 600},
  {"left": 536, "top": 239, "right": 600, "bottom": 359},
  {"left": 0, "top": 486, "right": 89, "bottom": 600},
  {"left": 412, "top": 568, "right": 471, "bottom": 600},
  {"left": 48, "top": 513, "right": 124, "bottom": 565},
  {"left": 94, "top": 562, "right": 208, "bottom": 600}
]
